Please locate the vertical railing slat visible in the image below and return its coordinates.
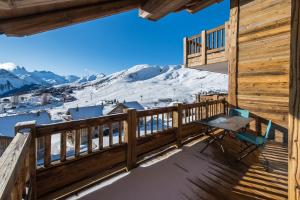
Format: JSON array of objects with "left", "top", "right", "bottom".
[
  {"left": 87, "top": 127, "right": 93, "bottom": 153},
  {"left": 99, "top": 125, "right": 103, "bottom": 150},
  {"left": 151, "top": 115, "right": 153, "bottom": 134},
  {"left": 109, "top": 123, "right": 113, "bottom": 147},
  {"left": 144, "top": 116, "right": 147, "bottom": 136},
  {"left": 75, "top": 130, "right": 81, "bottom": 157},
  {"left": 44, "top": 134, "right": 51, "bottom": 167},
  {"left": 119, "top": 121, "right": 123, "bottom": 143},
  {"left": 60, "top": 131, "right": 67, "bottom": 162}
]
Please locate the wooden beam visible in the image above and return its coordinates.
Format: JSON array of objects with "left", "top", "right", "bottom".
[
  {"left": 227, "top": 0, "right": 238, "bottom": 107},
  {"left": 186, "top": 0, "right": 222, "bottom": 14},
  {"left": 289, "top": 0, "right": 300, "bottom": 198},
  {"left": 0, "top": 0, "right": 111, "bottom": 19},
  {"left": 139, "top": 0, "right": 192, "bottom": 21},
  {"left": 0, "top": 0, "right": 140, "bottom": 36}
]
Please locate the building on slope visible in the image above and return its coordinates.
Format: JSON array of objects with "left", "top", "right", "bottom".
[
  {"left": 65, "top": 105, "right": 104, "bottom": 144},
  {"left": 107, "top": 101, "right": 144, "bottom": 115},
  {"left": 0, "top": 111, "right": 52, "bottom": 157}
]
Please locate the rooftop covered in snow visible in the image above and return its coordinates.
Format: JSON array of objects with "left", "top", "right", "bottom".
[
  {"left": 108, "top": 101, "right": 144, "bottom": 115},
  {"left": 67, "top": 105, "right": 104, "bottom": 120},
  {"left": 0, "top": 111, "right": 52, "bottom": 137}
]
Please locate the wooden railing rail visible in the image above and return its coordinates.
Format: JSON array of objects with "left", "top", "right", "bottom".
[
  {"left": 0, "top": 121, "right": 36, "bottom": 200},
  {"left": 206, "top": 25, "right": 226, "bottom": 51},
  {"left": 136, "top": 106, "right": 177, "bottom": 138},
  {"left": 187, "top": 35, "right": 202, "bottom": 55},
  {"left": 35, "top": 113, "right": 128, "bottom": 168},
  {"left": 181, "top": 99, "right": 226, "bottom": 124},
  {"left": 184, "top": 22, "right": 229, "bottom": 67},
  {"left": 1, "top": 99, "right": 227, "bottom": 199}
]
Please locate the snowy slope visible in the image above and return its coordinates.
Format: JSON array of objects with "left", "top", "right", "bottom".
[{"left": 54, "top": 64, "right": 228, "bottom": 115}]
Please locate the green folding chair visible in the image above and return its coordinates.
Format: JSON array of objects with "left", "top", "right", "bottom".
[
  {"left": 229, "top": 108, "right": 250, "bottom": 118},
  {"left": 236, "top": 120, "right": 272, "bottom": 161}
]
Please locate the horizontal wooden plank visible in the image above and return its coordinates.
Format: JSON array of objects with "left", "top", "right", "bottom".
[
  {"left": 36, "top": 144, "right": 126, "bottom": 197},
  {"left": 36, "top": 113, "right": 128, "bottom": 136},
  {"left": 136, "top": 129, "right": 177, "bottom": 156},
  {"left": 0, "top": 133, "right": 31, "bottom": 199},
  {"left": 136, "top": 107, "right": 177, "bottom": 118}
]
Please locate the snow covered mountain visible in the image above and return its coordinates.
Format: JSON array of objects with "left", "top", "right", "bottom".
[
  {"left": 0, "top": 63, "right": 81, "bottom": 96},
  {"left": 76, "top": 74, "right": 105, "bottom": 84},
  {"left": 0, "top": 69, "right": 27, "bottom": 95},
  {"left": 56, "top": 64, "right": 228, "bottom": 113}
]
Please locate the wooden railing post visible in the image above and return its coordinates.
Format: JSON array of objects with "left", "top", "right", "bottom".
[
  {"left": 183, "top": 37, "right": 188, "bottom": 67},
  {"left": 201, "top": 30, "right": 207, "bottom": 65},
  {"left": 124, "top": 109, "right": 137, "bottom": 170},
  {"left": 225, "top": 21, "right": 230, "bottom": 59},
  {"left": 173, "top": 103, "right": 183, "bottom": 147},
  {"left": 196, "top": 94, "right": 201, "bottom": 103},
  {"left": 222, "top": 98, "right": 227, "bottom": 114},
  {"left": 205, "top": 100, "right": 209, "bottom": 119},
  {"left": 15, "top": 121, "right": 37, "bottom": 200}
]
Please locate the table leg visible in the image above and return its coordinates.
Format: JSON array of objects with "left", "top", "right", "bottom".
[{"left": 200, "top": 129, "right": 226, "bottom": 153}]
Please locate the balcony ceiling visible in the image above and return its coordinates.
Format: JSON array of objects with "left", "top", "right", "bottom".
[{"left": 0, "top": 0, "right": 222, "bottom": 37}]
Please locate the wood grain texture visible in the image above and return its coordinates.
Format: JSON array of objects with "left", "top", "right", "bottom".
[
  {"left": 228, "top": 0, "right": 238, "bottom": 107},
  {"left": 139, "top": 0, "right": 191, "bottom": 21},
  {"left": 0, "top": 133, "right": 31, "bottom": 200},
  {"left": 237, "top": 0, "right": 291, "bottom": 142},
  {"left": 186, "top": 23, "right": 227, "bottom": 67},
  {"left": 289, "top": 0, "right": 300, "bottom": 198}
]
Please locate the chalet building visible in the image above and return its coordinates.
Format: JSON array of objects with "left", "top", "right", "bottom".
[
  {"left": 66, "top": 105, "right": 104, "bottom": 120},
  {"left": 66, "top": 105, "right": 104, "bottom": 143},
  {"left": 0, "top": 111, "right": 52, "bottom": 138},
  {"left": 107, "top": 101, "right": 144, "bottom": 115},
  {"left": 0, "top": 0, "right": 299, "bottom": 199}
]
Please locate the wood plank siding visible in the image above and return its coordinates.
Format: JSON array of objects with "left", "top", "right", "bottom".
[
  {"left": 236, "top": 0, "right": 291, "bottom": 143},
  {"left": 289, "top": 0, "right": 300, "bottom": 198}
]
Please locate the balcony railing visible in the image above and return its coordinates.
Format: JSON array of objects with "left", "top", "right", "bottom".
[
  {"left": 0, "top": 99, "right": 227, "bottom": 199},
  {"left": 184, "top": 22, "right": 229, "bottom": 67}
]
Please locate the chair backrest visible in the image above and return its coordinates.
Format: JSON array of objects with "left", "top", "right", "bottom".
[
  {"left": 229, "top": 108, "right": 250, "bottom": 118},
  {"left": 264, "top": 120, "right": 272, "bottom": 140}
]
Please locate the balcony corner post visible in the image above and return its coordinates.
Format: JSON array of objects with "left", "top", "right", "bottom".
[
  {"left": 15, "top": 121, "right": 37, "bottom": 199},
  {"left": 173, "top": 103, "right": 183, "bottom": 147},
  {"left": 124, "top": 109, "right": 137, "bottom": 170}
]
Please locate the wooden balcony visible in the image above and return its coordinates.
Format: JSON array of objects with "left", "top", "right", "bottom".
[
  {"left": 75, "top": 138, "right": 287, "bottom": 200},
  {"left": 183, "top": 23, "right": 229, "bottom": 71},
  {"left": 0, "top": 99, "right": 288, "bottom": 200}
]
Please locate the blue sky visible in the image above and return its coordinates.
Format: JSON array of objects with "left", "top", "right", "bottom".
[{"left": 0, "top": 0, "right": 229, "bottom": 76}]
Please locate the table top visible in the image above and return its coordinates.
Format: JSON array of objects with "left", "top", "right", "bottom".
[{"left": 196, "top": 114, "right": 254, "bottom": 132}]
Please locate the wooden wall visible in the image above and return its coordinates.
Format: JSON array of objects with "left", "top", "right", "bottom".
[
  {"left": 289, "top": 0, "right": 300, "bottom": 198},
  {"left": 235, "top": 0, "right": 291, "bottom": 142}
]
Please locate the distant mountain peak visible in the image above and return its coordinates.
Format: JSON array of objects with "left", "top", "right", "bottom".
[{"left": 0, "top": 62, "right": 19, "bottom": 71}]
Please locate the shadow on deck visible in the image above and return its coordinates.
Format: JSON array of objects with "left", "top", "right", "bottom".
[{"left": 67, "top": 137, "right": 288, "bottom": 200}]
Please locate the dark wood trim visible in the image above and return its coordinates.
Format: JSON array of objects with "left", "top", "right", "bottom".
[{"left": 289, "top": 0, "right": 300, "bottom": 198}]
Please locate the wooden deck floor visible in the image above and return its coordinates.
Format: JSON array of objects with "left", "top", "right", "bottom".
[{"left": 68, "top": 136, "right": 288, "bottom": 200}]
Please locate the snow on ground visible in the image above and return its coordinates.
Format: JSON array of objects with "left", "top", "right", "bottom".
[{"left": 49, "top": 64, "right": 228, "bottom": 118}]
